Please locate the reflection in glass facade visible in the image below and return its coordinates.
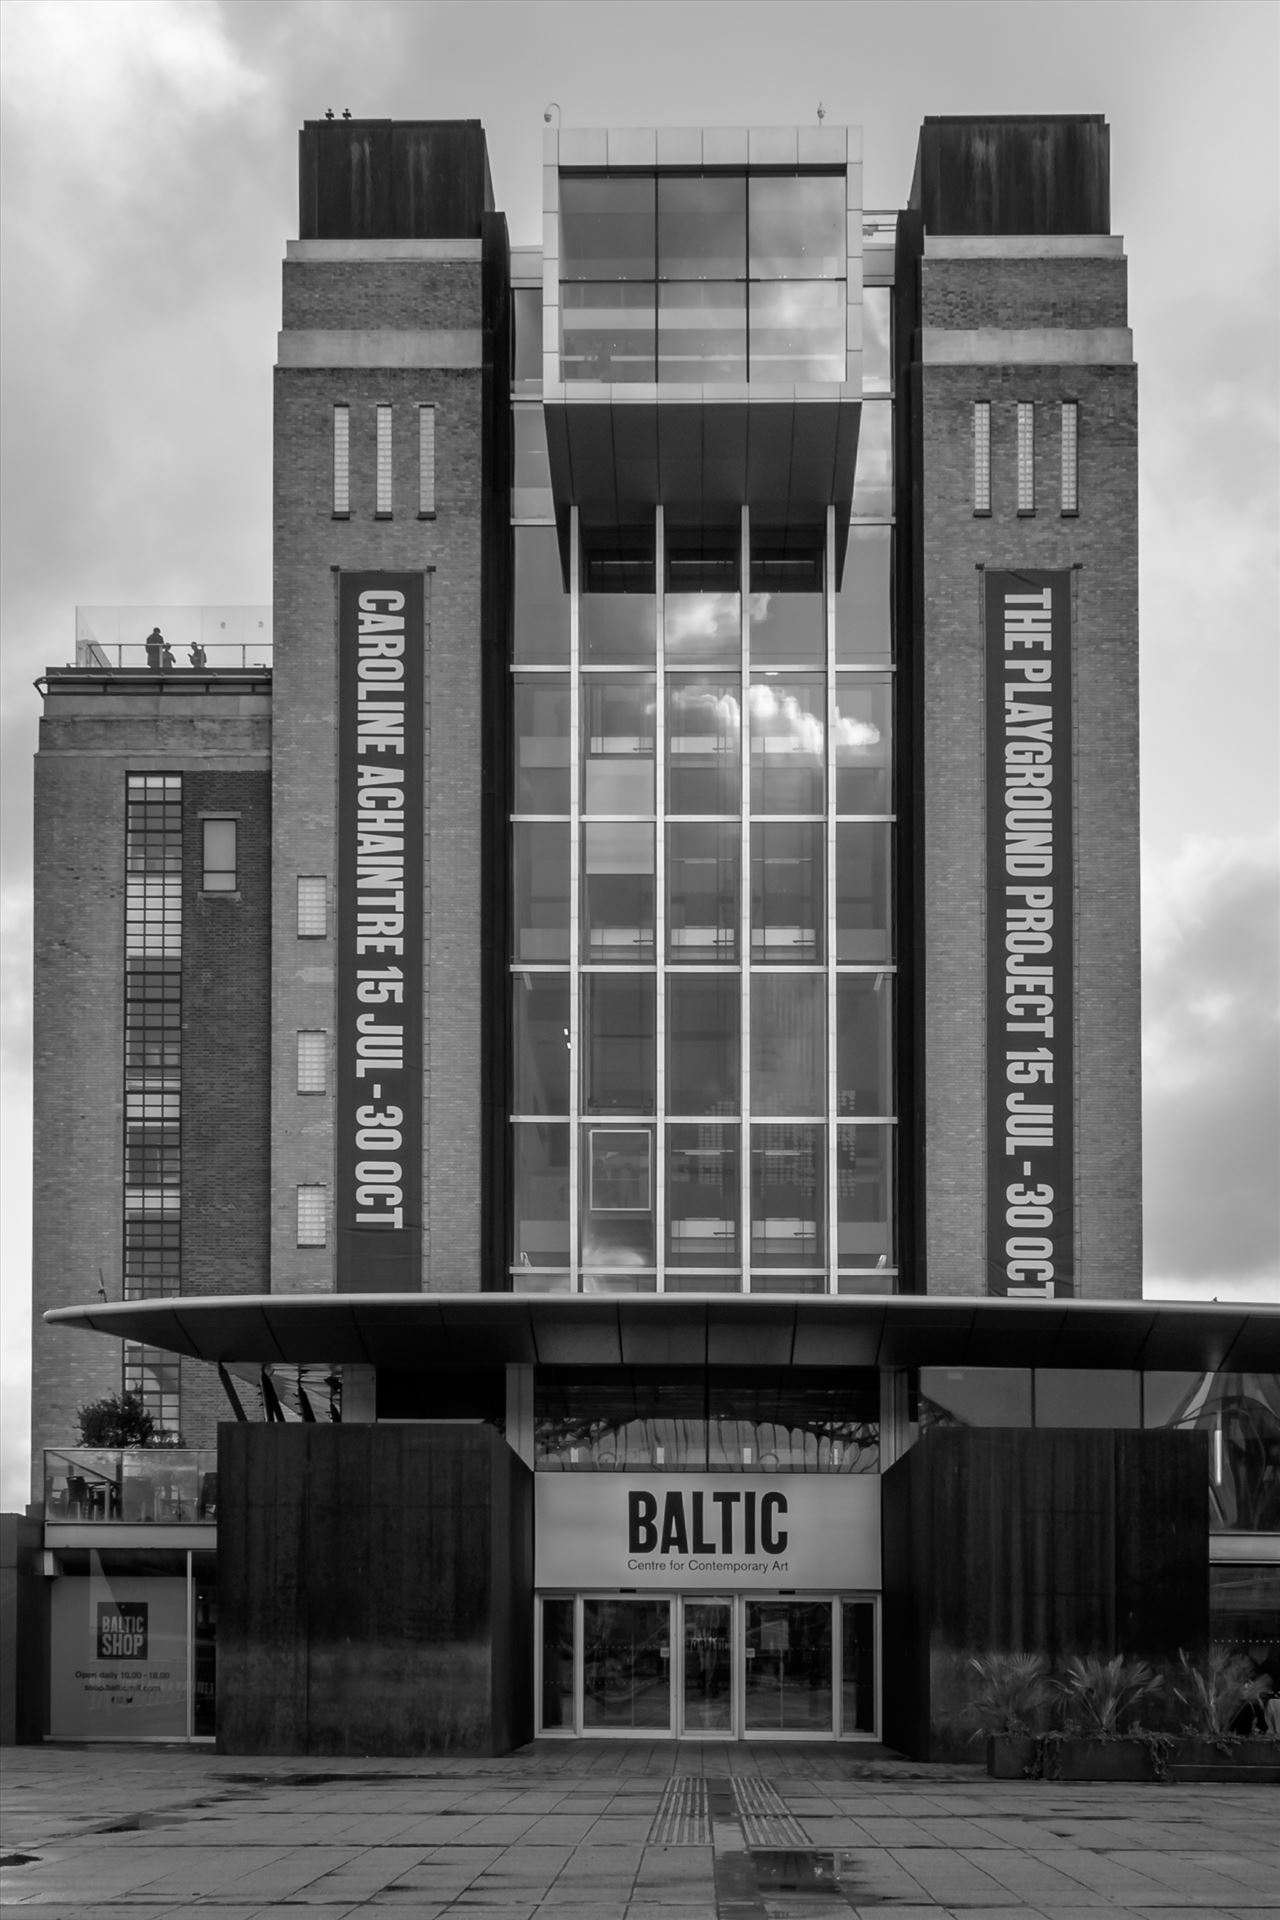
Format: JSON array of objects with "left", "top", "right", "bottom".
[
  {"left": 559, "top": 170, "right": 848, "bottom": 385},
  {"left": 510, "top": 208, "right": 895, "bottom": 1292}
]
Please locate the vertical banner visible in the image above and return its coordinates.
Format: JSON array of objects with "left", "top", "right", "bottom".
[
  {"left": 337, "top": 573, "right": 424, "bottom": 1291},
  {"left": 985, "top": 570, "right": 1074, "bottom": 1298}
]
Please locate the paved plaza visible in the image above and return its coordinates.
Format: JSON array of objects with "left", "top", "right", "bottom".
[{"left": 1, "top": 1741, "right": 1276, "bottom": 1919}]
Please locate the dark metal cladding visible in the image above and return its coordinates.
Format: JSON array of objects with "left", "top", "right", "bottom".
[
  {"left": 298, "top": 119, "right": 495, "bottom": 240},
  {"left": 911, "top": 116, "right": 1111, "bottom": 235}
]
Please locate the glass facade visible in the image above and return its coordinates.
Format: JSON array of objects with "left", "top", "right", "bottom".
[
  {"left": 559, "top": 170, "right": 847, "bottom": 385},
  {"left": 511, "top": 206, "right": 894, "bottom": 1292}
]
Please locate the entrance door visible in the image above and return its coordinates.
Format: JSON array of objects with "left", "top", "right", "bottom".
[
  {"left": 744, "top": 1599, "right": 834, "bottom": 1733},
  {"left": 679, "top": 1598, "right": 732, "bottom": 1735},
  {"left": 581, "top": 1596, "right": 671, "bottom": 1732}
]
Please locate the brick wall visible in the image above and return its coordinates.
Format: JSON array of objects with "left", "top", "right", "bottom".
[
  {"left": 911, "top": 253, "right": 1141, "bottom": 1300},
  {"left": 30, "top": 686, "right": 271, "bottom": 1483},
  {"left": 271, "top": 243, "right": 494, "bottom": 1294},
  {"left": 921, "top": 255, "right": 1128, "bottom": 331}
]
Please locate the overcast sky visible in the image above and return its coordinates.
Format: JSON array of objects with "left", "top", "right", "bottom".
[{"left": 1, "top": 0, "right": 1277, "bottom": 1507}]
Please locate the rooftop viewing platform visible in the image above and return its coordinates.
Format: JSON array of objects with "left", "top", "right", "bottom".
[{"left": 72, "top": 605, "right": 272, "bottom": 671}]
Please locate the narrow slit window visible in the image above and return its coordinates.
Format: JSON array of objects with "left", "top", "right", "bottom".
[
  {"left": 1016, "top": 402, "right": 1035, "bottom": 514},
  {"left": 201, "top": 819, "right": 237, "bottom": 892},
  {"left": 376, "top": 404, "right": 393, "bottom": 516},
  {"left": 297, "top": 1031, "right": 327, "bottom": 1094},
  {"left": 297, "top": 875, "right": 327, "bottom": 937},
  {"left": 973, "top": 402, "right": 991, "bottom": 515},
  {"left": 1061, "top": 401, "right": 1079, "bottom": 514},
  {"left": 297, "top": 1185, "right": 327, "bottom": 1247},
  {"left": 333, "top": 404, "right": 350, "bottom": 516},
  {"left": 418, "top": 404, "right": 436, "bottom": 517}
]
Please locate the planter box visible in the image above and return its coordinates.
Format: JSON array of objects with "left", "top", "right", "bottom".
[
  {"left": 1169, "top": 1738, "right": 1280, "bottom": 1784},
  {"left": 1019, "top": 1737, "right": 1155, "bottom": 1782},
  {"left": 986, "top": 1735, "right": 1037, "bottom": 1778}
]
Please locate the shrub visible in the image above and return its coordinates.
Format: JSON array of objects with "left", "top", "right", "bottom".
[
  {"left": 1054, "top": 1654, "right": 1161, "bottom": 1737},
  {"left": 964, "top": 1651, "right": 1054, "bottom": 1737},
  {"left": 76, "top": 1392, "right": 156, "bottom": 1448},
  {"left": 1172, "top": 1650, "right": 1273, "bottom": 1738}
]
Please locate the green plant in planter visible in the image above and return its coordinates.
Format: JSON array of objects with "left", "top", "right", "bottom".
[
  {"left": 1172, "top": 1649, "right": 1273, "bottom": 1739},
  {"left": 965, "top": 1651, "right": 1053, "bottom": 1737},
  {"left": 1053, "top": 1654, "right": 1162, "bottom": 1737}
]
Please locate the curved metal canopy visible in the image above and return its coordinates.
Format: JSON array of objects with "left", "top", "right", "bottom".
[{"left": 44, "top": 1293, "right": 1279, "bottom": 1374}]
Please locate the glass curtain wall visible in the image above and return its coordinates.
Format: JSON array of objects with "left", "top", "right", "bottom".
[{"left": 510, "top": 218, "right": 896, "bottom": 1293}]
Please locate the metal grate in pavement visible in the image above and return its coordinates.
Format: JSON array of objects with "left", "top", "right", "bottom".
[
  {"left": 648, "top": 1772, "right": 711, "bottom": 1844},
  {"left": 731, "top": 1773, "right": 809, "bottom": 1848}
]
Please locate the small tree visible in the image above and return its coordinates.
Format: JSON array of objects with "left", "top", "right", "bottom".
[{"left": 76, "top": 1391, "right": 156, "bottom": 1448}]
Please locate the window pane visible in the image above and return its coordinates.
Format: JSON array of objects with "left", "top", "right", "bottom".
[
  {"left": 751, "top": 1124, "right": 824, "bottom": 1267},
  {"left": 837, "top": 1125, "right": 894, "bottom": 1269},
  {"left": 514, "top": 528, "right": 570, "bottom": 663},
  {"left": 667, "top": 975, "right": 739, "bottom": 1115},
  {"left": 668, "top": 821, "right": 739, "bottom": 963},
  {"left": 835, "top": 525, "right": 891, "bottom": 663},
  {"left": 582, "top": 823, "right": 654, "bottom": 962},
  {"left": 665, "top": 592, "right": 741, "bottom": 665},
  {"left": 202, "top": 820, "right": 236, "bottom": 890},
  {"left": 513, "top": 405, "right": 551, "bottom": 490},
  {"left": 513, "top": 972, "right": 571, "bottom": 1114},
  {"left": 658, "top": 173, "right": 746, "bottom": 279},
  {"left": 582, "top": 676, "right": 655, "bottom": 814},
  {"left": 513, "top": 1122, "right": 570, "bottom": 1267},
  {"left": 658, "top": 282, "right": 747, "bottom": 383},
  {"left": 750, "top": 675, "right": 824, "bottom": 814},
  {"left": 863, "top": 286, "right": 891, "bottom": 395},
  {"left": 297, "top": 876, "right": 327, "bottom": 937},
  {"left": 752, "top": 974, "right": 825, "bottom": 1115},
  {"left": 842, "top": 1599, "right": 877, "bottom": 1733},
  {"left": 834, "top": 675, "right": 892, "bottom": 813},
  {"left": 920, "top": 1367, "right": 1031, "bottom": 1428},
  {"left": 667, "top": 677, "right": 741, "bottom": 814},
  {"left": 852, "top": 399, "right": 893, "bottom": 517},
  {"left": 580, "top": 594, "right": 655, "bottom": 664},
  {"left": 667, "top": 1125, "right": 739, "bottom": 1269},
  {"left": 514, "top": 676, "right": 570, "bottom": 812},
  {"left": 751, "top": 821, "right": 822, "bottom": 962},
  {"left": 582, "top": 1126, "right": 655, "bottom": 1266},
  {"left": 513, "top": 821, "right": 570, "bottom": 962},
  {"left": 561, "top": 282, "right": 656, "bottom": 382},
  {"left": 1036, "top": 1369, "right": 1141, "bottom": 1428},
  {"left": 709, "top": 1371, "right": 879, "bottom": 1471},
  {"left": 749, "top": 282, "right": 845, "bottom": 383},
  {"left": 749, "top": 539, "right": 824, "bottom": 665},
  {"left": 836, "top": 822, "right": 892, "bottom": 962},
  {"left": 560, "top": 174, "right": 655, "bottom": 280},
  {"left": 296, "top": 1031, "right": 326, "bottom": 1094},
  {"left": 836, "top": 975, "right": 893, "bottom": 1116},
  {"left": 513, "top": 286, "right": 542, "bottom": 382},
  {"left": 749, "top": 175, "right": 845, "bottom": 278},
  {"left": 540, "top": 1597, "right": 575, "bottom": 1731},
  {"left": 582, "top": 974, "right": 655, "bottom": 1114},
  {"left": 296, "top": 1187, "right": 326, "bottom": 1247}
]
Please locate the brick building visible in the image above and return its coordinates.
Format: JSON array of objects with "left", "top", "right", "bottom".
[{"left": 22, "top": 114, "right": 1278, "bottom": 1755}]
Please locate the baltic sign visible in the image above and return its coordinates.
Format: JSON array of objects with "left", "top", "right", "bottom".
[
  {"left": 535, "top": 1474, "right": 880, "bottom": 1591},
  {"left": 336, "top": 573, "right": 425, "bottom": 1292},
  {"left": 985, "top": 569, "right": 1074, "bottom": 1298}
]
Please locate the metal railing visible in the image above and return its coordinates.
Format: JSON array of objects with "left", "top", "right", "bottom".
[
  {"left": 44, "top": 1447, "right": 218, "bottom": 1524},
  {"left": 73, "top": 606, "right": 272, "bottom": 671}
]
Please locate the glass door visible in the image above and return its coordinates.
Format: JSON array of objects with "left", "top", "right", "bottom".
[
  {"left": 840, "top": 1598, "right": 876, "bottom": 1736},
  {"left": 744, "top": 1598, "right": 834, "bottom": 1733},
  {"left": 582, "top": 1597, "right": 672, "bottom": 1732},
  {"left": 680, "top": 1597, "right": 733, "bottom": 1735}
]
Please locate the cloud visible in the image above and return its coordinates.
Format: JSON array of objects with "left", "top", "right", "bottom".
[{"left": 1142, "top": 831, "right": 1280, "bottom": 1295}]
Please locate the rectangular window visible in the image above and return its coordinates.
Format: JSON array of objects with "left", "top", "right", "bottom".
[
  {"left": 296, "top": 1186, "right": 327, "bottom": 1247},
  {"left": 201, "top": 819, "right": 236, "bottom": 892},
  {"left": 973, "top": 402, "right": 991, "bottom": 515},
  {"left": 333, "top": 404, "right": 350, "bottom": 516},
  {"left": 1061, "top": 401, "right": 1079, "bottom": 514},
  {"left": 375, "top": 404, "right": 392, "bottom": 516},
  {"left": 418, "top": 404, "right": 436, "bottom": 517},
  {"left": 297, "top": 1031, "right": 326, "bottom": 1094},
  {"left": 1016, "top": 402, "right": 1035, "bottom": 514},
  {"left": 297, "top": 876, "right": 327, "bottom": 937}
]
